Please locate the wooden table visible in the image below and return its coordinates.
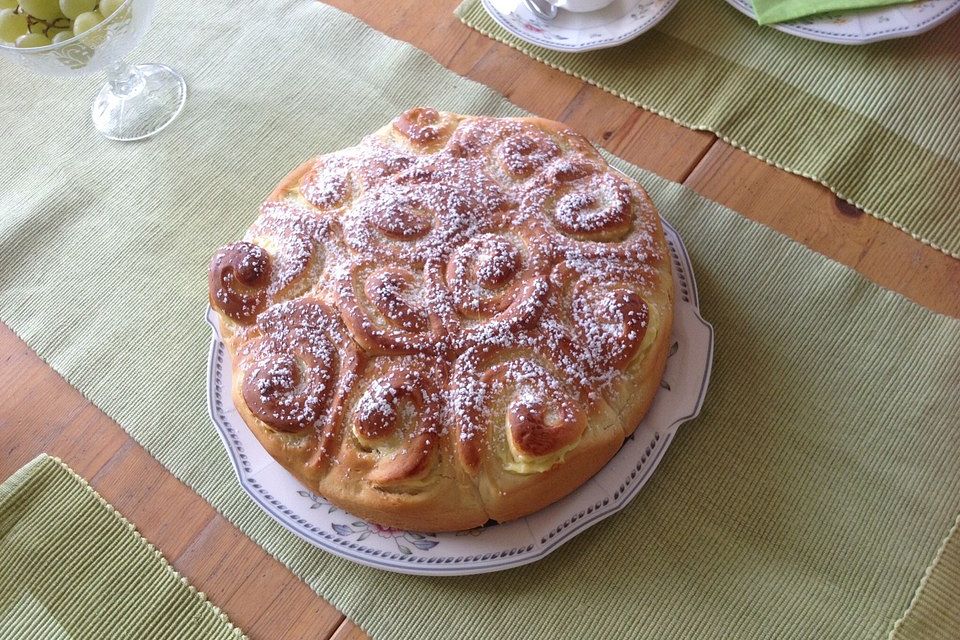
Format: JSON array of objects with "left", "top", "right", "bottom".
[{"left": 2, "top": 2, "right": 958, "bottom": 639}]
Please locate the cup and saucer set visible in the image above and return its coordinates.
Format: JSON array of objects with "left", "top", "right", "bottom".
[
  {"left": 476, "top": 0, "right": 679, "bottom": 52},
  {"left": 476, "top": 0, "right": 960, "bottom": 50}
]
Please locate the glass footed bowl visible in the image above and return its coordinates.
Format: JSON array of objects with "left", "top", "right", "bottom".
[{"left": 0, "top": 0, "right": 186, "bottom": 141}]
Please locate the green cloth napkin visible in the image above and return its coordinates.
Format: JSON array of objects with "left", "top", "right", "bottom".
[
  {"left": 751, "top": 0, "right": 914, "bottom": 24},
  {"left": 1, "top": 2, "right": 959, "bottom": 639},
  {"left": 457, "top": 0, "right": 960, "bottom": 259},
  {"left": 0, "top": 455, "right": 244, "bottom": 640}
]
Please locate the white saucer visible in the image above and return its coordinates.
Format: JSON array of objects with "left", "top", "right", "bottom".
[
  {"left": 478, "top": 0, "right": 679, "bottom": 52},
  {"left": 725, "top": 0, "right": 960, "bottom": 44}
]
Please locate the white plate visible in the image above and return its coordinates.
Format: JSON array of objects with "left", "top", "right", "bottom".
[
  {"left": 205, "top": 217, "right": 713, "bottom": 575},
  {"left": 725, "top": 0, "right": 960, "bottom": 44},
  {"left": 477, "top": 0, "right": 679, "bottom": 52}
]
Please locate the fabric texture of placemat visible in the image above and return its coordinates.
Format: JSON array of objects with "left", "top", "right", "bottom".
[
  {"left": 889, "top": 513, "right": 960, "bottom": 640},
  {"left": 456, "top": 0, "right": 960, "bottom": 258},
  {"left": 0, "top": 455, "right": 244, "bottom": 640},
  {"left": 1, "top": 2, "right": 959, "bottom": 639}
]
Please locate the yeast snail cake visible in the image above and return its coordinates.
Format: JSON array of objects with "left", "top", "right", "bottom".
[{"left": 208, "top": 108, "right": 674, "bottom": 532}]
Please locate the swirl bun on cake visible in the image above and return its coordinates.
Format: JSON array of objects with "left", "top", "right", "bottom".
[{"left": 209, "top": 109, "right": 673, "bottom": 531}]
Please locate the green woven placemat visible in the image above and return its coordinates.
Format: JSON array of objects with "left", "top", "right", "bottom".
[
  {"left": 0, "top": 455, "right": 244, "bottom": 640},
  {"left": 456, "top": 0, "right": 960, "bottom": 259},
  {"left": 1, "top": 2, "right": 959, "bottom": 639},
  {"left": 889, "top": 514, "right": 960, "bottom": 640}
]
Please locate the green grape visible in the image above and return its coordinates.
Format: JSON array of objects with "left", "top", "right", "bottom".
[
  {"left": 58, "top": 0, "right": 95, "bottom": 19},
  {"left": 28, "top": 19, "right": 49, "bottom": 34},
  {"left": 0, "top": 0, "right": 18, "bottom": 10},
  {"left": 71, "top": 8, "right": 100, "bottom": 33},
  {"left": 98, "top": 0, "right": 122, "bottom": 18},
  {"left": 0, "top": 8, "right": 28, "bottom": 42},
  {"left": 15, "top": 31, "right": 51, "bottom": 46},
  {"left": 20, "top": 0, "right": 64, "bottom": 21},
  {"left": 50, "top": 26, "right": 71, "bottom": 42}
]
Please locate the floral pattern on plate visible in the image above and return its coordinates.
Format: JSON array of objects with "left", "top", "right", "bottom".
[{"left": 297, "top": 490, "right": 443, "bottom": 552}]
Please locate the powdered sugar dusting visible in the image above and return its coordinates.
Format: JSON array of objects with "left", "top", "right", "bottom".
[
  {"left": 246, "top": 200, "right": 327, "bottom": 296},
  {"left": 301, "top": 152, "right": 353, "bottom": 209},
  {"left": 239, "top": 299, "right": 346, "bottom": 432},
  {"left": 211, "top": 108, "right": 670, "bottom": 486}
]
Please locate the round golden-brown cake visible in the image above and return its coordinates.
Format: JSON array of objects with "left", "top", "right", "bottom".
[{"left": 208, "top": 108, "right": 674, "bottom": 532}]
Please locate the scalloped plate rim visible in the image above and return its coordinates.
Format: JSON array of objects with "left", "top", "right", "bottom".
[{"left": 204, "top": 215, "right": 713, "bottom": 575}]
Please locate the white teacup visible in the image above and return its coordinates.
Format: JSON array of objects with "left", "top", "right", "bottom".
[{"left": 546, "top": 0, "right": 617, "bottom": 12}]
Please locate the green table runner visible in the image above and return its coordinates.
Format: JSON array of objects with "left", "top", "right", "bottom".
[
  {"left": 0, "top": 456, "right": 244, "bottom": 640},
  {"left": 457, "top": 0, "right": 960, "bottom": 259},
  {"left": 1, "top": 2, "right": 959, "bottom": 639}
]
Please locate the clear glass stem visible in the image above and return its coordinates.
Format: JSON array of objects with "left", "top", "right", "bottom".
[
  {"left": 92, "top": 62, "right": 187, "bottom": 141},
  {"left": 105, "top": 60, "right": 145, "bottom": 98}
]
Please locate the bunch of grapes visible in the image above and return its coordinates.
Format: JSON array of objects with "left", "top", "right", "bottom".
[{"left": 0, "top": 0, "right": 123, "bottom": 48}]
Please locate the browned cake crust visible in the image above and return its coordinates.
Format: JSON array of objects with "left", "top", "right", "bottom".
[{"left": 209, "top": 109, "right": 674, "bottom": 531}]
